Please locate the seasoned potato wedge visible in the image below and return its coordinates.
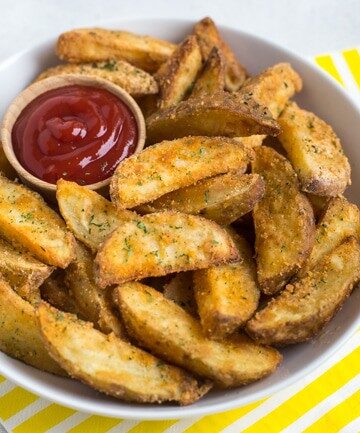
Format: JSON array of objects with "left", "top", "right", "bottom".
[
  {"left": 252, "top": 147, "right": 315, "bottom": 294},
  {"left": 139, "top": 173, "right": 265, "bottom": 226},
  {"left": 146, "top": 92, "right": 280, "bottom": 144},
  {"left": 163, "top": 273, "right": 197, "bottom": 316},
  {"left": 95, "top": 212, "right": 239, "bottom": 287},
  {"left": 40, "top": 271, "right": 78, "bottom": 314},
  {"left": 110, "top": 136, "right": 252, "bottom": 209},
  {"left": 190, "top": 47, "right": 225, "bottom": 98},
  {"left": 194, "top": 231, "right": 260, "bottom": 339},
  {"left": 193, "top": 17, "right": 247, "bottom": 91},
  {"left": 56, "top": 28, "right": 176, "bottom": 72},
  {"left": 116, "top": 282, "right": 281, "bottom": 387},
  {"left": 306, "top": 193, "right": 330, "bottom": 220},
  {"left": 0, "top": 175, "right": 75, "bottom": 267},
  {"left": 35, "top": 60, "right": 158, "bottom": 96},
  {"left": 233, "top": 135, "right": 266, "bottom": 149},
  {"left": 278, "top": 102, "right": 351, "bottom": 196},
  {"left": 240, "top": 63, "right": 302, "bottom": 118},
  {"left": 38, "top": 302, "right": 211, "bottom": 404},
  {"left": 57, "top": 179, "right": 136, "bottom": 252},
  {"left": 0, "top": 277, "right": 63, "bottom": 374},
  {"left": 299, "top": 196, "right": 360, "bottom": 277},
  {"left": 65, "top": 242, "right": 126, "bottom": 338},
  {"left": 0, "top": 238, "right": 53, "bottom": 304},
  {"left": 247, "top": 237, "right": 360, "bottom": 345},
  {"left": 155, "top": 35, "right": 202, "bottom": 108}
]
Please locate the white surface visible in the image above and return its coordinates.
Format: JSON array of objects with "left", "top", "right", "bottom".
[
  {"left": 0, "top": 0, "right": 359, "bottom": 62},
  {"left": 0, "top": 17, "right": 359, "bottom": 420}
]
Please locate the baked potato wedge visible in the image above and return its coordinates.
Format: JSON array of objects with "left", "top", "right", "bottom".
[
  {"left": 57, "top": 179, "right": 136, "bottom": 252},
  {"left": 95, "top": 211, "right": 239, "bottom": 287},
  {"left": 38, "top": 302, "right": 211, "bottom": 404},
  {"left": 116, "top": 282, "right": 281, "bottom": 387},
  {"left": 155, "top": 35, "right": 202, "bottom": 108},
  {"left": 56, "top": 28, "right": 176, "bottom": 72},
  {"left": 110, "top": 136, "right": 252, "bottom": 209},
  {"left": 0, "top": 175, "right": 75, "bottom": 267},
  {"left": 246, "top": 237, "right": 360, "bottom": 345},
  {"left": 0, "top": 277, "right": 63, "bottom": 375},
  {"left": 252, "top": 147, "right": 315, "bottom": 294},
  {"left": 35, "top": 60, "right": 158, "bottom": 97},
  {"left": 193, "top": 231, "right": 260, "bottom": 339},
  {"left": 193, "top": 17, "right": 247, "bottom": 91},
  {"left": 139, "top": 173, "right": 265, "bottom": 226},
  {"left": 40, "top": 271, "right": 78, "bottom": 314},
  {"left": 278, "top": 101, "right": 351, "bottom": 196},
  {"left": 146, "top": 91, "right": 280, "bottom": 144},
  {"left": 163, "top": 272, "right": 197, "bottom": 316}
]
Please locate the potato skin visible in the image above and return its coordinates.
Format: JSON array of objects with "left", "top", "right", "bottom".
[{"left": 247, "top": 237, "right": 360, "bottom": 345}]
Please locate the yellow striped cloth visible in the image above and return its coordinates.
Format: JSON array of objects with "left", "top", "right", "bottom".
[{"left": 0, "top": 48, "right": 360, "bottom": 433}]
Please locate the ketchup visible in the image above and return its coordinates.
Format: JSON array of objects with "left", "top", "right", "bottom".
[{"left": 12, "top": 85, "right": 138, "bottom": 185}]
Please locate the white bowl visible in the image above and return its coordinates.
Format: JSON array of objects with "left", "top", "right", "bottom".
[{"left": 0, "top": 18, "right": 359, "bottom": 420}]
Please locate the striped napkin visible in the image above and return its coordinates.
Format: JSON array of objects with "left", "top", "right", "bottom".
[{"left": 0, "top": 48, "right": 359, "bottom": 433}]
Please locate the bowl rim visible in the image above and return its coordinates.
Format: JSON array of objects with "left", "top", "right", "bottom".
[{"left": 0, "top": 17, "right": 359, "bottom": 420}]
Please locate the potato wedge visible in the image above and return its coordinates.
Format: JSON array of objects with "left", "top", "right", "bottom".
[
  {"left": 163, "top": 273, "right": 197, "bottom": 316},
  {"left": 57, "top": 179, "right": 136, "bottom": 252},
  {"left": 252, "top": 147, "right": 315, "bottom": 294},
  {"left": 306, "top": 193, "right": 330, "bottom": 220},
  {"left": 38, "top": 302, "right": 211, "bottom": 404},
  {"left": 116, "top": 282, "right": 281, "bottom": 387},
  {"left": 95, "top": 211, "right": 239, "bottom": 287},
  {"left": 0, "top": 175, "right": 75, "bottom": 267},
  {"left": 193, "top": 17, "right": 247, "bottom": 91},
  {"left": 190, "top": 46, "right": 225, "bottom": 98},
  {"left": 139, "top": 173, "right": 265, "bottom": 226},
  {"left": 110, "top": 136, "right": 252, "bottom": 209},
  {"left": 146, "top": 92, "right": 280, "bottom": 144},
  {"left": 0, "top": 277, "right": 63, "bottom": 374},
  {"left": 56, "top": 28, "right": 176, "bottom": 72},
  {"left": 233, "top": 135, "right": 266, "bottom": 149},
  {"left": 35, "top": 60, "right": 158, "bottom": 96},
  {"left": 40, "top": 271, "right": 78, "bottom": 314},
  {"left": 155, "top": 35, "right": 202, "bottom": 108},
  {"left": 240, "top": 63, "right": 302, "bottom": 118},
  {"left": 299, "top": 196, "right": 360, "bottom": 277},
  {"left": 0, "top": 237, "right": 53, "bottom": 304},
  {"left": 278, "top": 102, "right": 351, "bottom": 196},
  {"left": 247, "top": 237, "right": 360, "bottom": 345},
  {"left": 194, "top": 231, "right": 260, "bottom": 339},
  {"left": 135, "top": 94, "right": 158, "bottom": 118},
  {"left": 65, "top": 241, "right": 126, "bottom": 338}
]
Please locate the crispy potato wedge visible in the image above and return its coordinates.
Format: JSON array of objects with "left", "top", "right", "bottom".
[
  {"left": 56, "top": 28, "right": 176, "bottom": 72},
  {"left": 0, "top": 237, "right": 53, "bottom": 304},
  {"left": 65, "top": 241, "right": 126, "bottom": 338},
  {"left": 38, "top": 302, "right": 211, "bottom": 404},
  {"left": 116, "top": 282, "right": 281, "bottom": 387},
  {"left": 233, "top": 135, "right": 266, "bottom": 149},
  {"left": 146, "top": 92, "right": 280, "bottom": 144},
  {"left": 252, "top": 147, "right": 315, "bottom": 294},
  {"left": 0, "top": 277, "right": 63, "bottom": 374},
  {"left": 278, "top": 102, "right": 351, "bottom": 196},
  {"left": 306, "top": 193, "right": 330, "bottom": 220},
  {"left": 240, "top": 63, "right": 302, "bottom": 118},
  {"left": 139, "top": 173, "right": 265, "bottom": 226},
  {"left": 299, "top": 196, "right": 360, "bottom": 277},
  {"left": 155, "top": 35, "right": 202, "bottom": 108},
  {"left": 190, "top": 46, "right": 225, "bottom": 98},
  {"left": 163, "top": 273, "right": 197, "bottom": 316},
  {"left": 0, "top": 142, "right": 16, "bottom": 180},
  {"left": 193, "top": 17, "right": 247, "bottom": 91},
  {"left": 247, "top": 237, "right": 360, "bottom": 345},
  {"left": 95, "top": 211, "right": 239, "bottom": 287},
  {"left": 40, "top": 271, "right": 78, "bottom": 314},
  {"left": 0, "top": 175, "right": 75, "bottom": 267},
  {"left": 35, "top": 60, "right": 158, "bottom": 97},
  {"left": 194, "top": 231, "right": 260, "bottom": 339},
  {"left": 57, "top": 179, "right": 136, "bottom": 252},
  {"left": 110, "top": 136, "right": 252, "bottom": 209}
]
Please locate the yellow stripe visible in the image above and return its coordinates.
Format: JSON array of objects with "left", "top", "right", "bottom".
[
  {"left": 183, "top": 399, "right": 265, "bottom": 433},
  {"left": 241, "top": 347, "right": 360, "bottom": 433},
  {"left": 0, "top": 387, "right": 38, "bottom": 420},
  {"left": 304, "top": 389, "right": 360, "bottom": 433},
  {"left": 315, "top": 54, "right": 345, "bottom": 85},
  {"left": 343, "top": 49, "right": 360, "bottom": 88},
  {"left": 13, "top": 404, "right": 76, "bottom": 433},
  {"left": 127, "top": 420, "right": 178, "bottom": 433},
  {"left": 67, "top": 415, "right": 122, "bottom": 433}
]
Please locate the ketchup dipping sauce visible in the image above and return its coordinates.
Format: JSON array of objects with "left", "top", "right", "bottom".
[{"left": 12, "top": 85, "right": 138, "bottom": 185}]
